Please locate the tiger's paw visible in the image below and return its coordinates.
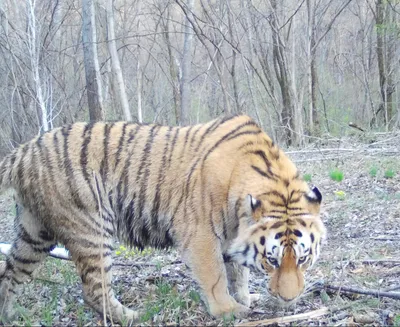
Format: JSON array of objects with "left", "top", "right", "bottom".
[
  {"left": 236, "top": 291, "right": 261, "bottom": 307},
  {"left": 209, "top": 299, "right": 250, "bottom": 320}
]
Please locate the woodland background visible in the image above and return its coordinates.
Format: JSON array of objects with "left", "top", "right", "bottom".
[{"left": 0, "top": 0, "right": 399, "bottom": 155}]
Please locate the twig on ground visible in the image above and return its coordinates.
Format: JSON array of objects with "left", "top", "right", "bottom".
[
  {"left": 382, "top": 285, "right": 400, "bottom": 292},
  {"left": 371, "top": 237, "right": 400, "bottom": 241},
  {"left": 359, "top": 259, "right": 400, "bottom": 265},
  {"left": 324, "top": 284, "right": 400, "bottom": 300},
  {"left": 114, "top": 262, "right": 157, "bottom": 267},
  {"left": 236, "top": 307, "right": 329, "bottom": 327}
]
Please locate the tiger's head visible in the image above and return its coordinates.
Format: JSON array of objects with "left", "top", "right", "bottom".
[{"left": 226, "top": 186, "right": 325, "bottom": 304}]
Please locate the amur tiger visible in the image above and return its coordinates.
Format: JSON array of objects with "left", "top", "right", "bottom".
[{"left": 0, "top": 115, "right": 326, "bottom": 323}]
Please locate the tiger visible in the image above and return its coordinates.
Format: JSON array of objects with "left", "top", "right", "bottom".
[{"left": 0, "top": 114, "right": 326, "bottom": 323}]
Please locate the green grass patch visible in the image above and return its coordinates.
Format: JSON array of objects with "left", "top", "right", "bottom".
[
  {"left": 140, "top": 279, "right": 188, "bottom": 323},
  {"left": 303, "top": 173, "right": 312, "bottom": 182},
  {"left": 115, "top": 245, "right": 154, "bottom": 258},
  {"left": 329, "top": 169, "right": 344, "bottom": 182},
  {"left": 394, "top": 314, "right": 400, "bottom": 327},
  {"left": 369, "top": 166, "right": 378, "bottom": 177},
  {"left": 384, "top": 169, "right": 395, "bottom": 178}
]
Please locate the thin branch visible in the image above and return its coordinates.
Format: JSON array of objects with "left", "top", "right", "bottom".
[
  {"left": 237, "top": 307, "right": 329, "bottom": 327},
  {"left": 324, "top": 284, "right": 400, "bottom": 300},
  {"left": 312, "top": 0, "right": 353, "bottom": 53}
]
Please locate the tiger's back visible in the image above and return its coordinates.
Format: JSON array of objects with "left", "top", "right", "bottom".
[{"left": 0, "top": 115, "right": 326, "bottom": 323}]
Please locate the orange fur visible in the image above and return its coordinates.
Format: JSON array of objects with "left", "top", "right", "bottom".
[{"left": 0, "top": 115, "right": 326, "bottom": 323}]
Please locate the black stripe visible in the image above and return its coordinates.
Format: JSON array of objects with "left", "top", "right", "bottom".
[
  {"left": 183, "top": 126, "right": 194, "bottom": 152},
  {"left": 268, "top": 200, "right": 286, "bottom": 207},
  {"left": 194, "top": 114, "right": 240, "bottom": 152},
  {"left": 136, "top": 126, "right": 160, "bottom": 237},
  {"left": 18, "top": 225, "right": 42, "bottom": 246},
  {"left": 151, "top": 127, "right": 172, "bottom": 230},
  {"left": 238, "top": 141, "right": 255, "bottom": 150},
  {"left": 293, "top": 229, "right": 302, "bottom": 237},
  {"left": 116, "top": 125, "right": 141, "bottom": 215},
  {"left": 269, "top": 210, "right": 287, "bottom": 214},
  {"left": 289, "top": 196, "right": 302, "bottom": 204},
  {"left": 274, "top": 232, "right": 284, "bottom": 240},
  {"left": 17, "top": 267, "right": 32, "bottom": 277},
  {"left": 189, "top": 125, "right": 203, "bottom": 145},
  {"left": 80, "top": 123, "right": 99, "bottom": 209},
  {"left": 251, "top": 165, "right": 277, "bottom": 181},
  {"left": 12, "top": 255, "right": 40, "bottom": 265},
  {"left": 243, "top": 244, "right": 250, "bottom": 256},
  {"left": 296, "top": 218, "right": 307, "bottom": 227},
  {"left": 187, "top": 120, "right": 259, "bottom": 193},
  {"left": 115, "top": 122, "right": 128, "bottom": 170},
  {"left": 262, "top": 190, "right": 287, "bottom": 204},
  {"left": 234, "top": 198, "right": 241, "bottom": 221},
  {"left": 62, "top": 125, "right": 85, "bottom": 210},
  {"left": 100, "top": 123, "right": 114, "bottom": 187},
  {"left": 253, "top": 244, "right": 258, "bottom": 262},
  {"left": 209, "top": 195, "right": 221, "bottom": 241},
  {"left": 125, "top": 196, "right": 136, "bottom": 247},
  {"left": 270, "top": 221, "right": 284, "bottom": 229},
  {"left": 221, "top": 209, "right": 228, "bottom": 240},
  {"left": 32, "top": 244, "right": 56, "bottom": 253},
  {"left": 194, "top": 118, "right": 221, "bottom": 152},
  {"left": 12, "top": 276, "right": 23, "bottom": 285},
  {"left": 291, "top": 212, "right": 309, "bottom": 217},
  {"left": 39, "top": 230, "right": 54, "bottom": 242},
  {"left": 16, "top": 144, "right": 29, "bottom": 189},
  {"left": 226, "top": 129, "right": 261, "bottom": 142},
  {"left": 167, "top": 127, "right": 180, "bottom": 168}
]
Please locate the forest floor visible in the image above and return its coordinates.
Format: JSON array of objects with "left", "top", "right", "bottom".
[{"left": 0, "top": 133, "right": 399, "bottom": 326}]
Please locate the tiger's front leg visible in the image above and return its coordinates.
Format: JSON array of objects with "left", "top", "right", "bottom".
[
  {"left": 182, "top": 228, "right": 250, "bottom": 319},
  {"left": 225, "top": 262, "right": 260, "bottom": 307}
]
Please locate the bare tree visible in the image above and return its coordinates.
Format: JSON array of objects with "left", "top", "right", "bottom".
[
  {"left": 179, "top": 0, "right": 194, "bottom": 125},
  {"left": 82, "top": 0, "right": 104, "bottom": 121},
  {"left": 106, "top": 0, "right": 131, "bottom": 121}
]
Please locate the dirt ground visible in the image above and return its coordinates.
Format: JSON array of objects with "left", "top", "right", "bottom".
[{"left": 0, "top": 134, "right": 399, "bottom": 326}]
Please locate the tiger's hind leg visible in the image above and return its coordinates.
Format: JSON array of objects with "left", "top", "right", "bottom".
[
  {"left": 0, "top": 205, "right": 55, "bottom": 321},
  {"left": 67, "top": 239, "right": 139, "bottom": 324},
  {"left": 226, "top": 262, "right": 260, "bottom": 307}
]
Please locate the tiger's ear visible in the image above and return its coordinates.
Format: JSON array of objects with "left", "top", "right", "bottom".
[
  {"left": 305, "top": 186, "right": 322, "bottom": 214},
  {"left": 245, "top": 194, "right": 262, "bottom": 222}
]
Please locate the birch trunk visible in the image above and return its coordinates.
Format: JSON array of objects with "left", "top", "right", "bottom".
[{"left": 106, "top": 0, "right": 131, "bottom": 121}]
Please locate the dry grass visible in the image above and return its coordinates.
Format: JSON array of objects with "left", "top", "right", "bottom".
[{"left": 0, "top": 134, "right": 399, "bottom": 326}]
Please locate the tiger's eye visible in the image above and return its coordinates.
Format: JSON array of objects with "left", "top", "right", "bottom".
[
  {"left": 268, "top": 257, "right": 279, "bottom": 267},
  {"left": 298, "top": 256, "right": 307, "bottom": 264}
]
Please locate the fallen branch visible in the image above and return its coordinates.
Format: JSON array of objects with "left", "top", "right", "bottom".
[
  {"left": 324, "top": 284, "right": 400, "bottom": 300},
  {"left": 359, "top": 259, "right": 400, "bottom": 265},
  {"left": 114, "top": 262, "right": 156, "bottom": 267},
  {"left": 382, "top": 285, "right": 400, "bottom": 292},
  {"left": 236, "top": 307, "right": 329, "bottom": 327},
  {"left": 371, "top": 237, "right": 400, "bottom": 241}
]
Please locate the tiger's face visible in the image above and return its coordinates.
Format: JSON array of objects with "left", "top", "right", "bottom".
[{"left": 227, "top": 186, "right": 325, "bottom": 304}]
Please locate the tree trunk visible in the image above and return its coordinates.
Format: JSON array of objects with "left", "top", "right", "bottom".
[
  {"left": 26, "top": 0, "right": 49, "bottom": 133},
  {"left": 270, "top": 0, "right": 294, "bottom": 145},
  {"left": 82, "top": 0, "right": 104, "bottom": 122},
  {"left": 106, "top": 0, "right": 131, "bottom": 121},
  {"left": 163, "top": 5, "right": 180, "bottom": 125},
  {"left": 307, "top": 0, "right": 319, "bottom": 133},
  {"left": 180, "top": 0, "right": 194, "bottom": 125}
]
